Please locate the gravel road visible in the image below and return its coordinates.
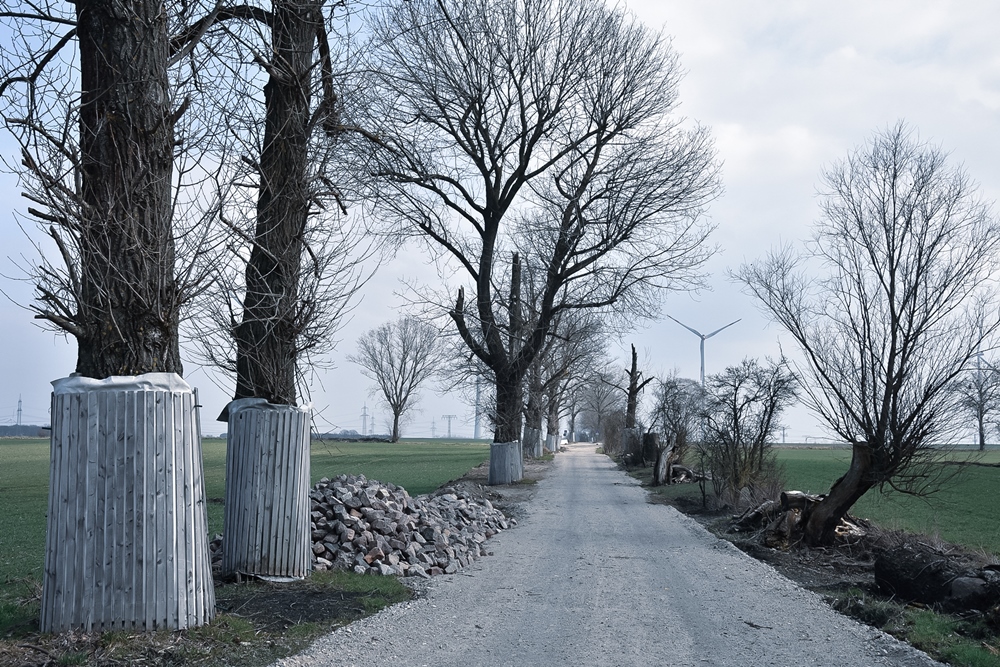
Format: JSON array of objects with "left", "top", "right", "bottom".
[{"left": 275, "top": 442, "right": 941, "bottom": 667}]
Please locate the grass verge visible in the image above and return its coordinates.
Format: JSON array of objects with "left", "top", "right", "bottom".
[
  {"left": 622, "top": 448, "right": 1000, "bottom": 667},
  {"left": 628, "top": 448, "right": 1000, "bottom": 555},
  {"left": 826, "top": 587, "right": 1000, "bottom": 667}
]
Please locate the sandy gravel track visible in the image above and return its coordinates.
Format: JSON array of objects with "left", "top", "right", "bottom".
[{"left": 275, "top": 442, "right": 941, "bottom": 667}]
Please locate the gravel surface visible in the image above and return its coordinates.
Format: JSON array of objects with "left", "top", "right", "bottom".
[{"left": 274, "top": 442, "right": 942, "bottom": 667}]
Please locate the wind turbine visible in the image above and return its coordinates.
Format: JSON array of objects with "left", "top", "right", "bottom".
[{"left": 666, "top": 315, "right": 741, "bottom": 386}]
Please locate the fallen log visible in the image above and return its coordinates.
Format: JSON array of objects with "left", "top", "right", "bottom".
[
  {"left": 729, "top": 499, "right": 779, "bottom": 533},
  {"left": 669, "top": 464, "right": 705, "bottom": 483}
]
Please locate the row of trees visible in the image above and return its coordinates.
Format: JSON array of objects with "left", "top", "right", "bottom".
[
  {"left": 2, "top": 0, "right": 720, "bottom": 468},
  {"left": 0, "top": 0, "right": 720, "bottom": 627}
]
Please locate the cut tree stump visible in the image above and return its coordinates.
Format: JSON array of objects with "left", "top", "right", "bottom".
[
  {"left": 41, "top": 374, "right": 215, "bottom": 632},
  {"left": 222, "top": 399, "right": 311, "bottom": 579}
]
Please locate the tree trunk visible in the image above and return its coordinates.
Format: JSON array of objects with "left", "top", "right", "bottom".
[
  {"left": 493, "top": 370, "right": 523, "bottom": 444},
  {"left": 624, "top": 344, "right": 652, "bottom": 430},
  {"left": 75, "top": 0, "right": 180, "bottom": 378},
  {"left": 391, "top": 411, "right": 401, "bottom": 442},
  {"left": 522, "top": 426, "right": 542, "bottom": 458},
  {"left": 523, "top": 360, "right": 543, "bottom": 456},
  {"left": 652, "top": 442, "right": 674, "bottom": 486},
  {"left": 490, "top": 372, "right": 524, "bottom": 483},
  {"left": 802, "top": 442, "right": 876, "bottom": 546},
  {"left": 979, "top": 409, "right": 986, "bottom": 451},
  {"left": 488, "top": 441, "right": 523, "bottom": 485},
  {"left": 234, "top": 0, "right": 323, "bottom": 406}
]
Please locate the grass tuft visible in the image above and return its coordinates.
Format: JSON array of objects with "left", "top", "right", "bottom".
[{"left": 56, "top": 651, "right": 89, "bottom": 666}]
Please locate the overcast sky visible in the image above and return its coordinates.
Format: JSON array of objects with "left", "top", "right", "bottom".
[{"left": 2, "top": 1, "right": 1000, "bottom": 441}]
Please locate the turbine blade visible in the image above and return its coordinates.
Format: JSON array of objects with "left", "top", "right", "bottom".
[
  {"left": 666, "top": 314, "right": 704, "bottom": 338},
  {"left": 704, "top": 319, "right": 741, "bottom": 339}
]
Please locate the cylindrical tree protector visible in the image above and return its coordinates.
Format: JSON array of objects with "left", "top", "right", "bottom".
[
  {"left": 222, "top": 399, "right": 311, "bottom": 580},
  {"left": 488, "top": 441, "right": 523, "bottom": 485},
  {"left": 522, "top": 426, "right": 543, "bottom": 458},
  {"left": 42, "top": 373, "right": 215, "bottom": 632}
]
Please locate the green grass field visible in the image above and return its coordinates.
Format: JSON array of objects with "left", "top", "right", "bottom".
[
  {"left": 0, "top": 437, "right": 489, "bottom": 613},
  {"left": 778, "top": 447, "right": 1000, "bottom": 554}
]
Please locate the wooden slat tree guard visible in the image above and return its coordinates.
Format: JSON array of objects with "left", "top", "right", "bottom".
[
  {"left": 41, "top": 374, "right": 215, "bottom": 633},
  {"left": 488, "top": 441, "right": 523, "bottom": 485},
  {"left": 523, "top": 426, "right": 542, "bottom": 458},
  {"left": 222, "top": 400, "right": 311, "bottom": 579}
]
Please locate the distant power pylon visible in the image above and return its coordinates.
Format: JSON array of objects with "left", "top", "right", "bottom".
[
  {"left": 442, "top": 415, "right": 456, "bottom": 438},
  {"left": 360, "top": 404, "right": 369, "bottom": 436},
  {"left": 431, "top": 418, "right": 437, "bottom": 438},
  {"left": 17, "top": 395, "right": 22, "bottom": 426}
]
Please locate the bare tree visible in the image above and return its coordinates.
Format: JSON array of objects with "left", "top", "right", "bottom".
[
  {"left": 737, "top": 123, "right": 1000, "bottom": 545},
  {"left": 702, "top": 358, "right": 796, "bottom": 508},
  {"left": 521, "top": 283, "right": 607, "bottom": 455},
  {"left": 349, "top": 317, "right": 445, "bottom": 442},
  {"left": 652, "top": 372, "right": 705, "bottom": 462},
  {"left": 364, "top": 0, "right": 719, "bottom": 482},
  {"left": 949, "top": 353, "right": 1000, "bottom": 451},
  {"left": 604, "top": 344, "right": 655, "bottom": 429},
  {"left": 182, "top": 0, "right": 373, "bottom": 582},
  {"left": 543, "top": 313, "right": 606, "bottom": 444},
  {"left": 581, "top": 366, "right": 625, "bottom": 448},
  {"left": 181, "top": 0, "right": 370, "bottom": 407},
  {"left": 0, "top": 0, "right": 223, "bottom": 630}
]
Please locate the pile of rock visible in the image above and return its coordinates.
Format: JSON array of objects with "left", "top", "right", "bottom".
[
  {"left": 308, "top": 474, "right": 510, "bottom": 578},
  {"left": 208, "top": 474, "right": 512, "bottom": 579}
]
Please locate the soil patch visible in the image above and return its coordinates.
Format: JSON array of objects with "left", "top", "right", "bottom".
[{"left": 215, "top": 583, "right": 372, "bottom": 634}]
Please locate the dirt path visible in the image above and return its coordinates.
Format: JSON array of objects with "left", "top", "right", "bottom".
[{"left": 275, "top": 442, "right": 940, "bottom": 667}]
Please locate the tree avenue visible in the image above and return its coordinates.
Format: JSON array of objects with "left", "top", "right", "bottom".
[
  {"left": 365, "top": 0, "right": 719, "bottom": 482},
  {"left": 738, "top": 123, "right": 1000, "bottom": 545}
]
